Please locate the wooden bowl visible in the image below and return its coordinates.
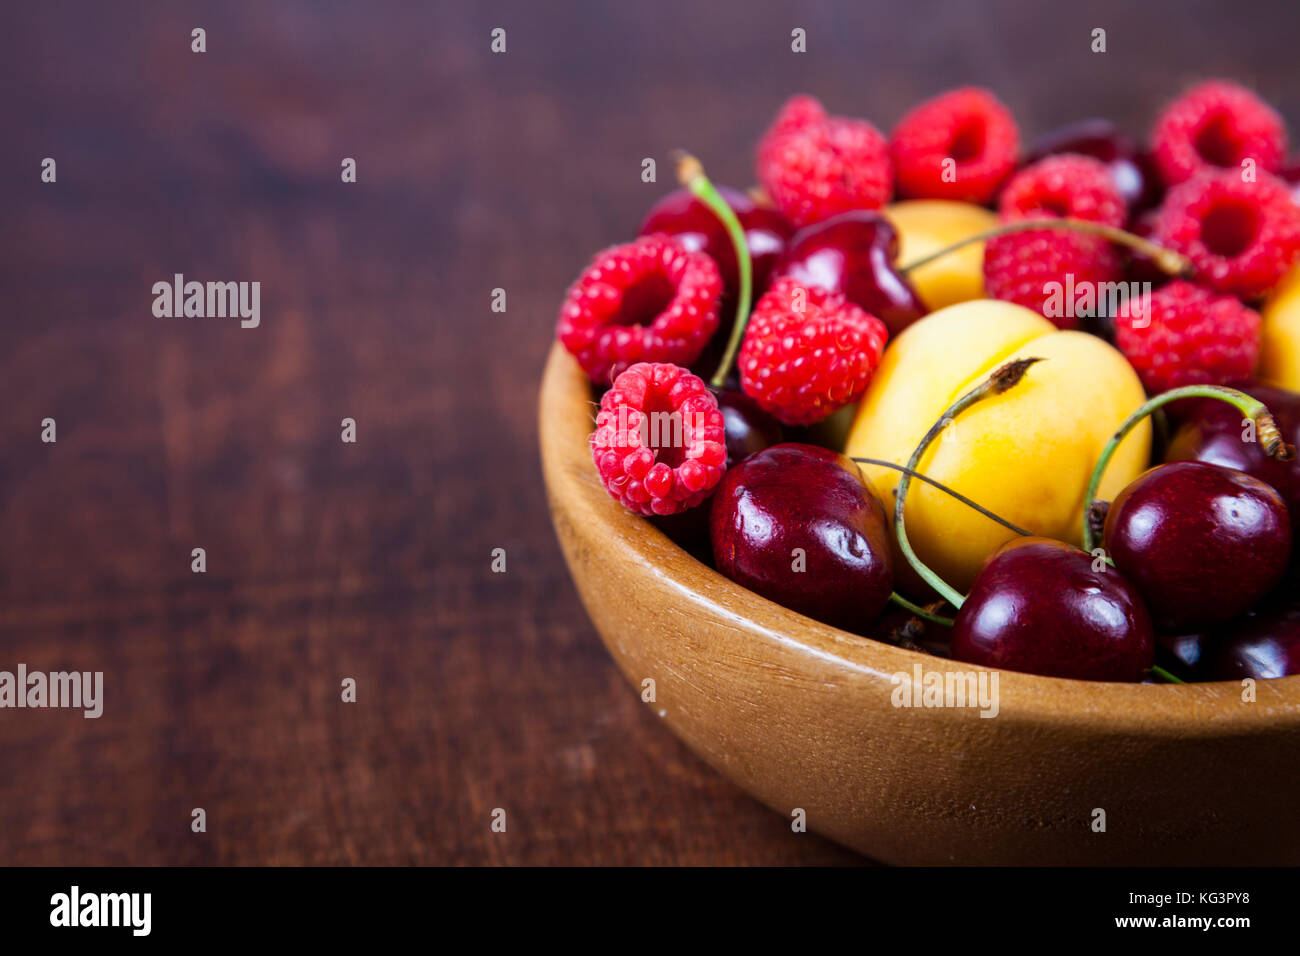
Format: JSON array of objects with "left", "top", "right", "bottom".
[{"left": 540, "top": 344, "right": 1300, "bottom": 864}]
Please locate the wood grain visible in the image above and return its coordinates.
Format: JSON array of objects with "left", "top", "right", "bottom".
[{"left": 1, "top": 0, "right": 1298, "bottom": 865}]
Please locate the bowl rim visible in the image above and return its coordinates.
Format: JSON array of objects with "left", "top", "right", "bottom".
[{"left": 540, "top": 342, "right": 1300, "bottom": 732}]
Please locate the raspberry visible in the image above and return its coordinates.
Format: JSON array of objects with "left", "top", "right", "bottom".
[
  {"left": 556, "top": 235, "right": 722, "bottom": 383},
  {"left": 756, "top": 95, "right": 892, "bottom": 228},
  {"left": 890, "top": 87, "right": 1020, "bottom": 205},
  {"left": 1113, "top": 280, "right": 1261, "bottom": 394},
  {"left": 998, "top": 154, "right": 1126, "bottom": 227},
  {"left": 983, "top": 230, "right": 1122, "bottom": 328},
  {"left": 1152, "top": 170, "right": 1300, "bottom": 300},
  {"left": 737, "top": 277, "right": 888, "bottom": 426},
  {"left": 1151, "top": 80, "right": 1287, "bottom": 187},
  {"left": 590, "top": 363, "right": 727, "bottom": 516}
]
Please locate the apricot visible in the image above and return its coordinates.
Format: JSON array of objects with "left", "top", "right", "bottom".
[
  {"left": 1261, "top": 262, "right": 1300, "bottom": 390},
  {"left": 883, "top": 201, "right": 999, "bottom": 311},
  {"left": 844, "top": 299, "right": 1151, "bottom": 593}
]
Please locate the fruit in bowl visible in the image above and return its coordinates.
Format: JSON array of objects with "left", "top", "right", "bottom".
[
  {"left": 844, "top": 299, "right": 1150, "bottom": 593},
  {"left": 1262, "top": 262, "right": 1300, "bottom": 389},
  {"left": 540, "top": 342, "right": 1300, "bottom": 864},
  {"left": 709, "top": 443, "right": 894, "bottom": 634},
  {"left": 542, "top": 83, "right": 1300, "bottom": 863}
]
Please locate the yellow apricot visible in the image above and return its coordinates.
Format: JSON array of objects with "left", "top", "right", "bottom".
[
  {"left": 883, "top": 200, "right": 999, "bottom": 311},
  {"left": 1261, "top": 261, "right": 1300, "bottom": 390},
  {"left": 845, "top": 300, "right": 1151, "bottom": 593}
]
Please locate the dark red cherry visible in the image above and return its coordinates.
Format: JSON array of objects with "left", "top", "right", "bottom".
[
  {"left": 951, "top": 537, "right": 1154, "bottom": 681},
  {"left": 1023, "top": 118, "right": 1163, "bottom": 212},
  {"left": 1208, "top": 603, "right": 1300, "bottom": 679},
  {"left": 640, "top": 186, "right": 793, "bottom": 304},
  {"left": 1156, "top": 632, "right": 1210, "bottom": 681},
  {"left": 1104, "top": 462, "right": 1291, "bottom": 631},
  {"left": 773, "top": 211, "right": 927, "bottom": 336},
  {"left": 710, "top": 443, "right": 893, "bottom": 634},
  {"left": 650, "top": 508, "right": 713, "bottom": 564},
  {"left": 1165, "top": 383, "right": 1300, "bottom": 539},
  {"left": 709, "top": 387, "right": 783, "bottom": 470}
]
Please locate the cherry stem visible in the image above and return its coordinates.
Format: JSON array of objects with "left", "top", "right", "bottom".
[
  {"left": 852, "top": 457, "right": 1032, "bottom": 537},
  {"left": 674, "top": 152, "right": 753, "bottom": 389},
  {"left": 893, "top": 358, "right": 1045, "bottom": 612},
  {"left": 1081, "top": 385, "right": 1297, "bottom": 553},
  {"left": 897, "top": 217, "right": 1193, "bottom": 278},
  {"left": 1149, "top": 665, "right": 1186, "bottom": 684},
  {"left": 888, "top": 591, "right": 955, "bottom": 628}
]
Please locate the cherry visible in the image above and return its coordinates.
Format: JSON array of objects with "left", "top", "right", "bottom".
[
  {"left": 639, "top": 186, "right": 792, "bottom": 306},
  {"left": 709, "top": 443, "right": 893, "bottom": 634},
  {"left": 1165, "top": 382, "right": 1300, "bottom": 538},
  {"left": 1023, "top": 118, "right": 1162, "bottom": 213},
  {"left": 1103, "top": 462, "right": 1292, "bottom": 632},
  {"left": 709, "top": 387, "right": 783, "bottom": 470},
  {"left": 1208, "top": 603, "right": 1300, "bottom": 679},
  {"left": 650, "top": 508, "right": 713, "bottom": 564},
  {"left": 950, "top": 537, "right": 1154, "bottom": 681},
  {"left": 1157, "top": 631, "right": 1210, "bottom": 680},
  {"left": 773, "top": 211, "right": 927, "bottom": 336}
]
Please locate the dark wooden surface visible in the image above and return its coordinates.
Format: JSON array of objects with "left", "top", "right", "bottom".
[{"left": 1, "top": 0, "right": 1297, "bottom": 865}]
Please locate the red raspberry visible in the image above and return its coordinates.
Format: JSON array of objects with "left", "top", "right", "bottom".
[
  {"left": 998, "top": 154, "right": 1126, "bottom": 227},
  {"left": 983, "top": 230, "right": 1122, "bottom": 329},
  {"left": 756, "top": 95, "right": 892, "bottom": 228},
  {"left": 590, "top": 363, "right": 727, "bottom": 516},
  {"left": 1151, "top": 80, "right": 1287, "bottom": 187},
  {"left": 556, "top": 235, "right": 722, "bottom": 383},
  {"left": 890, "top": 87, "right": 1020, "bottom": 205},
  {"left": 1152, "top": 170, "right": 1300, "bottom": 300},
  {"left": 737, "top": 277, "right": 888, "bottom": 426},
  {"left": 1114, "top": 280, "right": 1261, "bottom": 394}
]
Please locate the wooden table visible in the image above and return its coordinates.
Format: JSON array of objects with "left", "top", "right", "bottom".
[{"left": 1, "top": 0, "right": 1295, "bottom": 865}]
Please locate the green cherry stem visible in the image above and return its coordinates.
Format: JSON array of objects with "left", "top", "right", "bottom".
[
  {"left": 1149, "top": 665, "right": 1187, "bottom": 685},
  {"left": 893, "top": 358, "right": 1046, "bottom": 612},
  {"left": 897, "top": 217, "right": 1193, "bottom": 278},
  {"left": 1080, "top": 385, "right": 1297, "bottom": 553},
  {"left": 674, "top": 152, "right": 753, "bottom": 389}
]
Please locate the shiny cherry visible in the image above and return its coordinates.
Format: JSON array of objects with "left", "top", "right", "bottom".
[
  {"left": 710, "top": 443, "right": 893, "bottom": 634},
  {"left": 709, "top": 387, "right": 783, "bottom": 470},
  {"left": 639, "top": 186, "right": 793, "bottom": 304},
  {"left": 1023, "top": 118, "right": 1162, "bottom": 212},
  {"left": 1165, "top": 383, "right": 1300, "bottom": 539},
  {"left": 1156, "top": 632, "right": 1210, "bottom": 680},
  {"left": 1209, "top": 603, "right": 1300, "bottom": 679},
  {"left": 773, "top": 211, "right": 927, "bottom": 336},
  {"left": 1105, "top": 462, "right": 1292, "bottom": 631},
  {"left": 950, "top": 537, "right": 1154, "bottom": 681}
]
